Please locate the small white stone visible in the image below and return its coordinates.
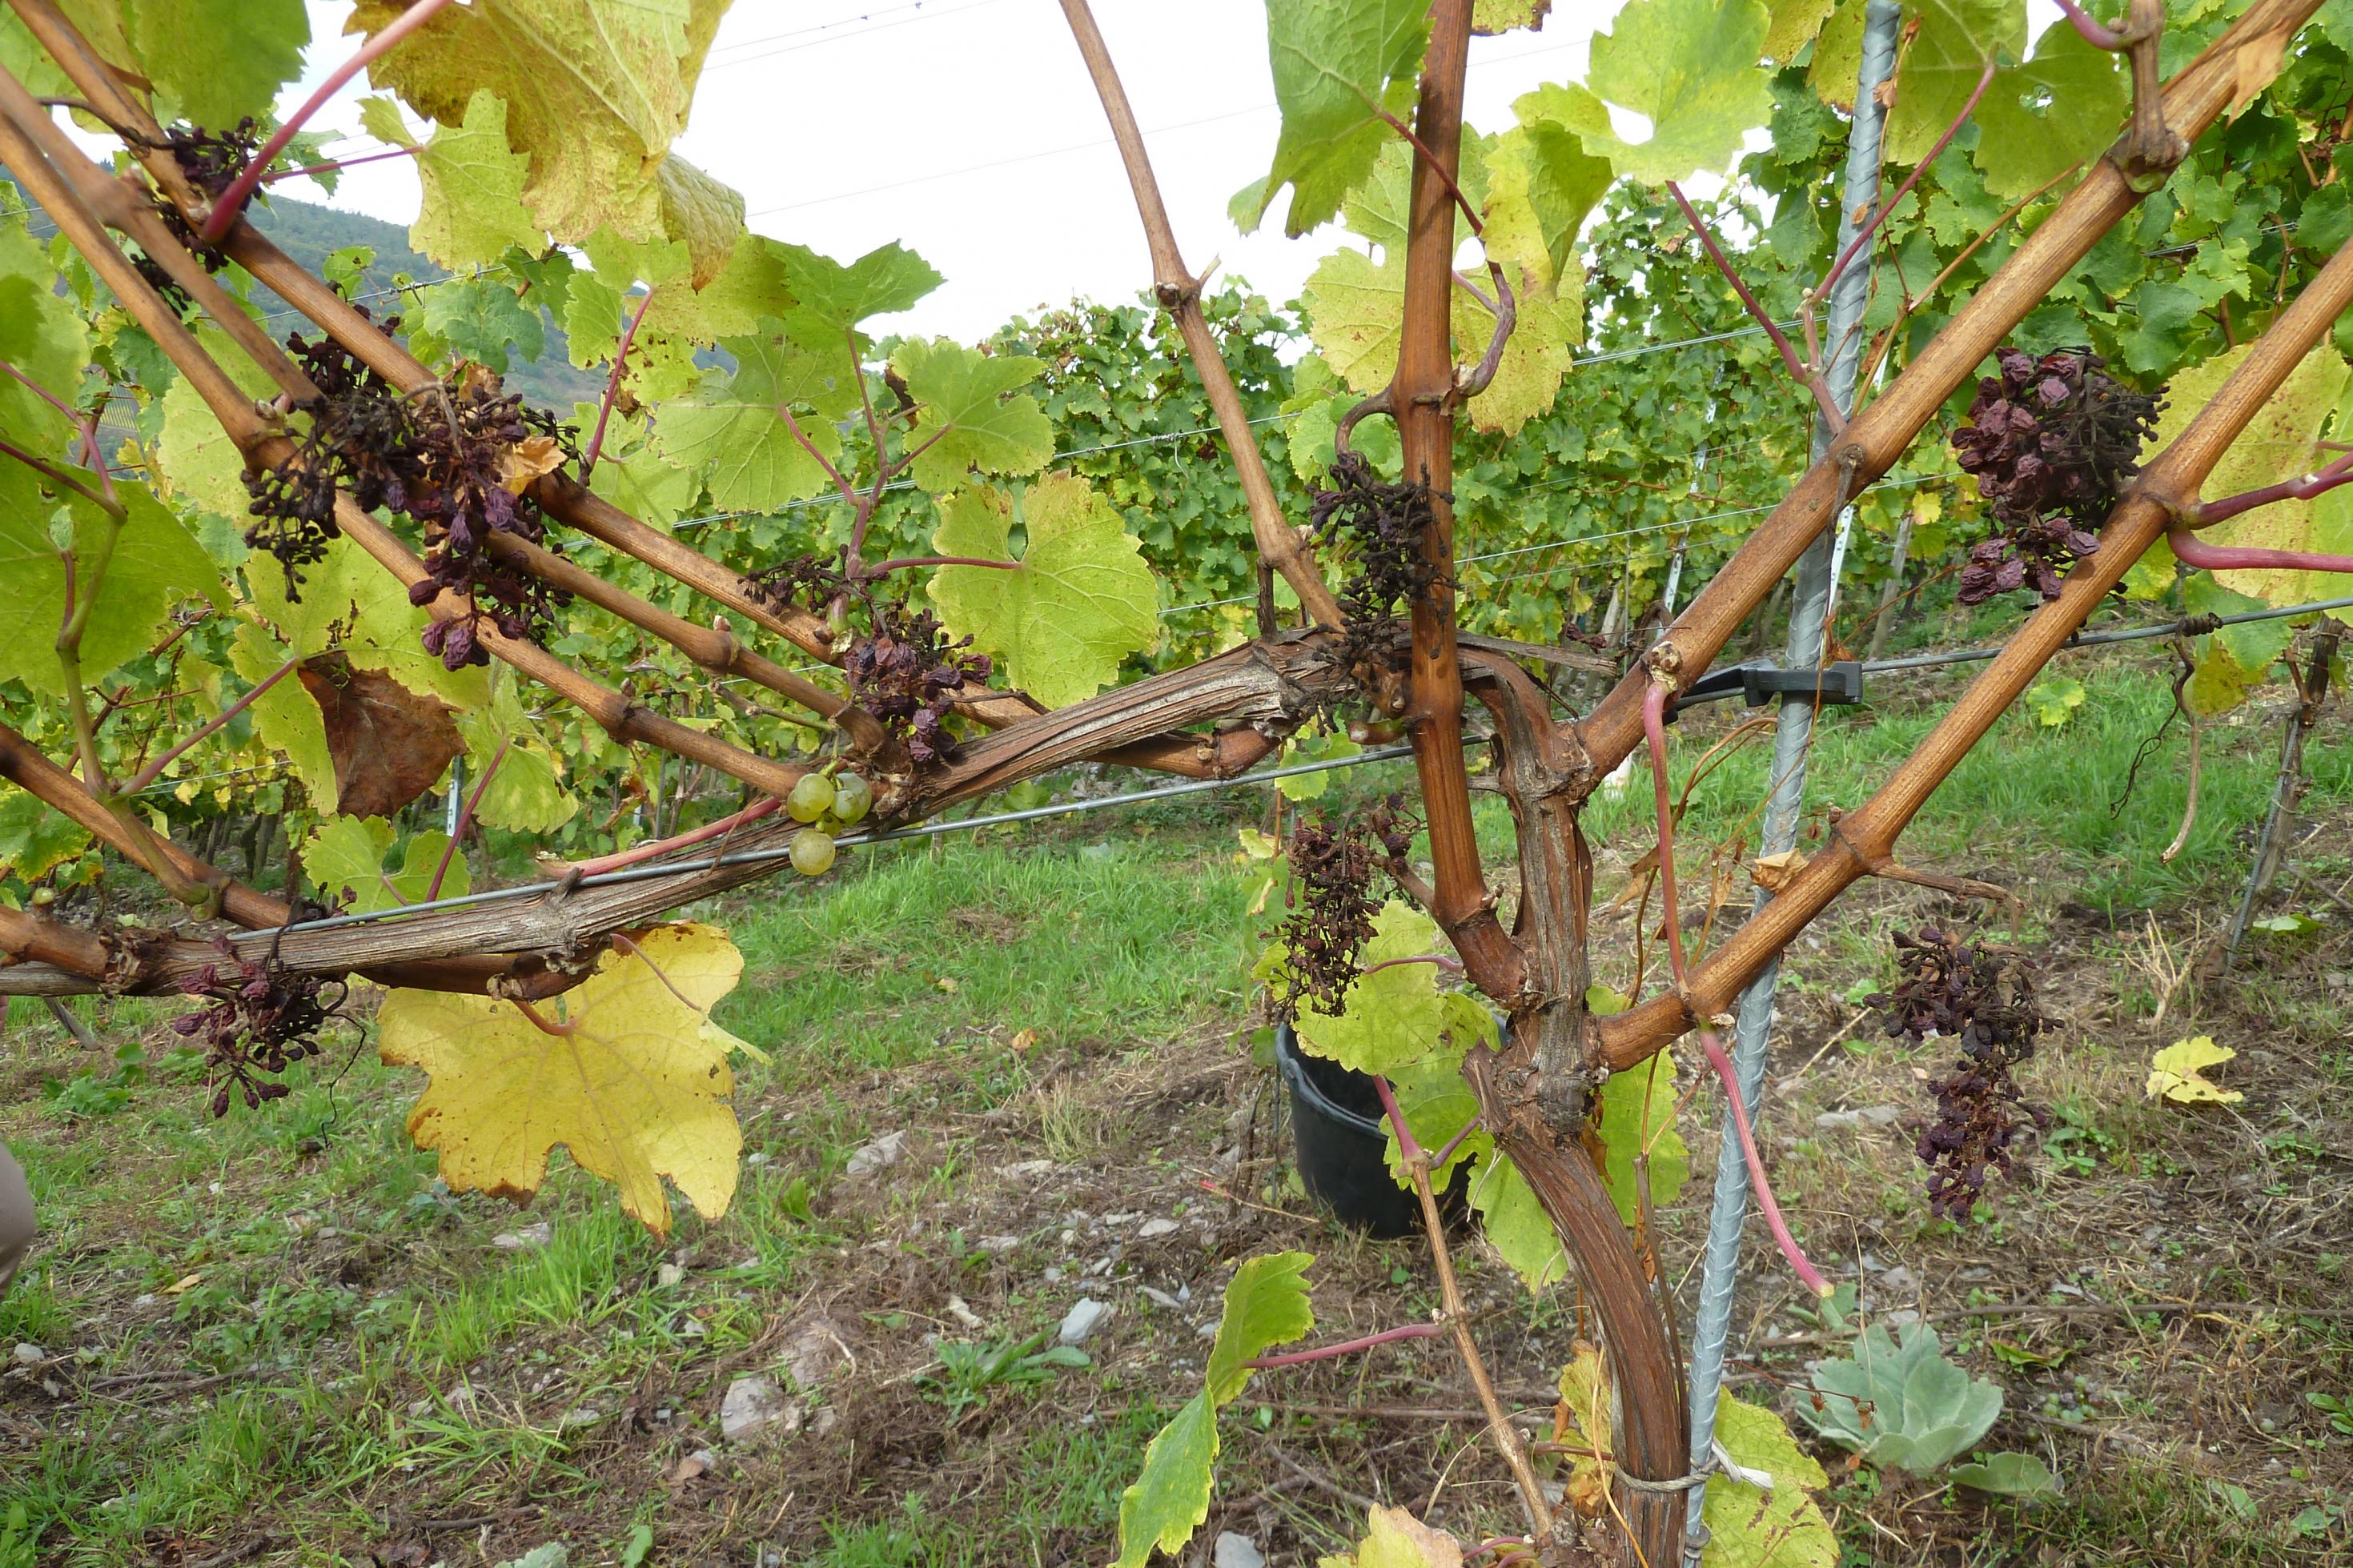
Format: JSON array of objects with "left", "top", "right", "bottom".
[
  {"left": 720, "top": 1375, "right": 801, "bottom": 1445},
  {"left": 999, "top": 1159, "right": 1056, "bottom": 1180},
  {"left": 492, "top": 1221, "right": 553, "bottom": 1250},
  {"left": 10, "top": 1343, "right": 43, "bottom": 1368},
  {"left": 845, "top": 1131, "right": 906, "bottom": 1180},
  {"left": 974, "top": 1234, "right": 1022, "bottom": 1254},
  {"left": 1137, "top": 1218, "right": 1179, "bottom": 1240},
  {"left": 1140, "top": 1287, "right": 1183, "bottom": 1310},
  {"left": 1058, "top": 1298, "right": 1115, "bottom": 1346},
  {"left": 1213, "top": 1533, "right": 1267, "bottom": 1568},
  {"left": 657, "top": 1262, "right": 685, "bottom": 1288},
  {"left": 946, "top": 1295, "right": 984, "bottom": 1329}
]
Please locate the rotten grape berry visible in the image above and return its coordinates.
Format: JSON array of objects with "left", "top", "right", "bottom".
[
  {"left": 171, "top": 940, "right": 345, "bottom": 1117},
  {"left": 843, "top": 602, "right": 992, "bottom": 764},
  {"left": 1265, "top": 813, "right": 1381, "bottom": 1024}
]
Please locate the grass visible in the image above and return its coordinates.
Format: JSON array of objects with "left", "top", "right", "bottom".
[{"left": 2, "top": 650, "right": 2350, "bottom": 1564}]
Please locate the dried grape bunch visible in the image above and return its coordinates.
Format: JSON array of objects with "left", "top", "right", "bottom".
[
  {"left": 1865, "top": 927, "right": 2054, "bottom": 1220},
  {"left": 139, "top": 118, "right": 261, "bottom": 288},
  {"left": 247, "top": 323, "right": 576, "bottom": 666},
  {"left": 1312, "top": 451, "right": 1448, "bottom": 620},
  {"left": 171, "top": 939, "right": 347, "bottom": 1117},
  {"left": 1951, "top": 347, "right": 2162, "bottom": 604},
  {"left": 744, "top": 551, "right": 852, "bottom": 623},
  {"left": 1363, "top": 789, "right": 1421, "bottom": 866},
  {"left": 1266, "top": 813, "right": 1381, "bottom": 1024},
  {"left": 843, "top": 601, "right": 991, "bottom": 764}
]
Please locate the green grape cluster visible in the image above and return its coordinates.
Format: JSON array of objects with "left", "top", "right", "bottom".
[{"left": 785, "top": 769, "right": 873, "bottom": 877}]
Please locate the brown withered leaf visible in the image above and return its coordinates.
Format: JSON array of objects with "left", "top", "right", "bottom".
[
  {"left": 498, "top": 432, "right": 564, "bottom": 495},
  {"left": 1750, "top": 848, "right": 1809, "bottom": 893},
  {"left": 298, "top": 652, "right": 463, "bottom": 818}
]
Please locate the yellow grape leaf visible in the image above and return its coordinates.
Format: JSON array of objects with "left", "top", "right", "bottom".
[
  {"left": 377, "top": 922, "right": 748, "bottom": 1235},
  {"left": 2146, "top": 1035, "right": 2244, "bottom": 1104},
  {"left": 1319, "top": 1505, "right": 1464, "bottom": 1568},
  {"left": 1701, "top": 1394, "right": 1836, "bottom": 1568}
]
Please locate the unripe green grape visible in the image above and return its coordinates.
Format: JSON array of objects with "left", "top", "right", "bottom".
[
  {"left": 786, "top": 773, "right": 837, "bottom": 823},
  {"left": 789, "top": 828, "right": 837, "bottom": 876},
  {"left": 830, "top": 772, "right": 873, "bottom": 826}
]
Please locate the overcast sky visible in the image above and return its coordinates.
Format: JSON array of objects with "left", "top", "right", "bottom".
[
  {"left": 287, "top": 0, "right": 1617, "bottom": 340},
  {"left": 275, "top": 0, "right": 2066, "bottom": 343}
]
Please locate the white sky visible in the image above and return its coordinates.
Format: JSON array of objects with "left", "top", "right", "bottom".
[
  {"left": 288, "top": 0, "right": 1621, "bottom": 340},
  {"left": 278, "top": 0, "right": 2066, "bottom": 342}
]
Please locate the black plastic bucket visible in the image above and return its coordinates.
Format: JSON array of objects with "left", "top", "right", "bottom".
[{"left": 1275, "top": 1021, "right": 1437, "bottom": 1237}]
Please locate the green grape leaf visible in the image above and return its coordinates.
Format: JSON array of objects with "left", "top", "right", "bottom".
[
  {"left": 1379, "top": 1048, "right": 1488, "bottom": 1189},
  {"left": 1884, "top": 0, "right": 2025, "bottom": 167},
  {"left": 351, "top": 0, "right": 736, "bottom": 270},
  {"left": 643, "top": 232, "right": 800, "bottom": 347},
  {"left": 231, "top": 622, "right": 336, "bottom": 809},
  {"left": 1244, "top": 0, "right": 1433, "bottom": 238},
  {"left": 0, "top": 219, "right": 87, "bottom": 450},
  {"left": 0, "top": 480, "right": 221, "bottom": 699},
  {"left": 411, "top": 89, "right": 544, "bottom": 271},
  {"left": 1973, "top": 21, "right": 2125, "bottom": 199},
  {"left": 154, "top": 323, "right": 277, "bottom": 523},
  {"left": 1255, "top": 899, "right": 1499, "bottom": 1076},
  {"left": 1341, "top": 135, "right": 1492, "bottom": 259},
  {"left": 1490, "top": 115, "right": 1612, "bottom": 283},
  {"left": 1576, "top": 0, "right": 1776, "bottom": 186},
  {"left": 655, "top": 326, "right": 859, "bottom": 514},
  {"left": 776, "top": 241, "right": 943, "bottom": 355},
  {"left": 654, "top": 154, "right": 748, "bottom": 291},
  {"left": 562, "top": 267, "right": 627, "bottom": 367},
  {"left": 1113, "top": 1394, "right": 1218, "bottom": 1568},
  {"left": 458, "top": 680, "right": 580, "bottom": 835},
  {"left": 1274, "top": 722, "right": 1363, "bottom": 800},
  {"left": 1474, "top": 0, "right": 1550, "bottom": 31},
  {"left": 1302, "top": 245, "right": 1407, "bottom": 394},
  {"left": 926, "top": 475, "right": 1159, "bottom": 708},
  {"left": 1114, "top": 1252, "right": 1315, "bottom": 1567},
  {"left": 893, "top": 338, "right": 1054, "bottom": 494},
  {"left": 124, "top": 0, "right": 308, "bottom": 132},
  {"left": 359, "top": 94, "right": 417, "bottom": 148},
  {"left": 2128, "top": 343, "right": 2350, "bottom": 604},
  {"left": 1700, "top": 1394, "right": 1837, "bottom": 1568},
  {"left": 1592, "top": 1048, "right": 1687, "bottom": 1225},
  {"left": 0, "top": 790, "right": 90, "bottom": 882},
  {"left": 304, "top": 816, "right": 471, "bottom": 914},
  {"left": 1808, "top": 0, "right": 1870, "bottom": 110},
  {"left": 1203, "top": 1251, "right": 1317, "bottom": 1404},
  {"left": 1762, "top": 0, "right": 1837, "bottom": 60},
  {"left": 412, "top": 274, "right": 544, "bottom": 374},
  {"left": 241, "top": 534, "right": 488, "bottom": 713},
  {"left": 583, "top": 408, "right": 700, "bottom": 528},
  {"left": 1468, "top": 1148, "right": 1570, "bottom": 1291}
]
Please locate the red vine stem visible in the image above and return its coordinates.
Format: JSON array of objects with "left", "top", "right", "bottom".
[
  {"left": 1430, "top": 1113, "right": 1483, "bottom": 1171},
  {"left": 511, "top": 997, "right": 579, "bottom": 1037},
  {"left": 118, "top": 653, "right": 301, "bottom": 795},
  {"left": 1665, "top": 181, "right": 1805, "bottom": 383},
  {"left": 580, "top": 287, "right": 657, "bottom": 481},
  {"left": 2054, "top": 0, "right": 2130, "bottom": 49},
  {"left": 199, "top": 0, "right": 460, "bottom": 244},
  {"left": 427, "top": 737, "right": 508, "bottom": 902},
  {"left": 1357, "top": 952, "right": 1465, "bottom": 980},
  {"left": 2190, "top": 450, "right": 2353, "bottom": 524},
  {"left": 2166, "top": 524, "right": 2353, "bottom": 575},
  {"left": 261, "top": 142, "right": 421, "bottom": 185},
  {"left": 1243, "top": 1321, "right": 1444, "bottom": 1369},
  {"left": 563, "top": 795, "right": 781, "bottom": 877},
  {"left": 1818, "top": 60, "right": 1999, "bottom": 303},
  {"left": 0, "top": 435, "right": 120, "bottom": 517},
  {"left": 1642, "top": 678, "right": 1832, "bottom": 1296},
  {"left": 863, "top": 555, "right": 1023, "bottom": 575}
]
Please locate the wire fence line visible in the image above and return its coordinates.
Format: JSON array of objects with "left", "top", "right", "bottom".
[{"left": 149, "top": 589, "right": 2353, "bottom": 944}]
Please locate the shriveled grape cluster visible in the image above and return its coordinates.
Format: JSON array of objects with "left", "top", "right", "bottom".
[
  {"left": 1312, "top": 451, "right": 1447, "bottom": 620},
  {"left": 132, "top": 119, "right": 259, "bottom": 303},
  {"left": 1950, "top": 348, "right": 2162, "bottom": 604},
  {"left": 247, "top": 323, "right": 575, "bottom": 667},
  {"left": 744, "top": 551, "right": 851, "bottom": 623},
  {"left": 1267, "top": 813, "right": 1381, "bottom": 1024},
  {"left": 1866, "top": 927, "right": 2053, "bottom": 1220},
  {"left": 171, "top": 940, "right": 346, "bottom": 1117},
  {"left": 843, "top": 602, "right": 993, "bottom": 764}
]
